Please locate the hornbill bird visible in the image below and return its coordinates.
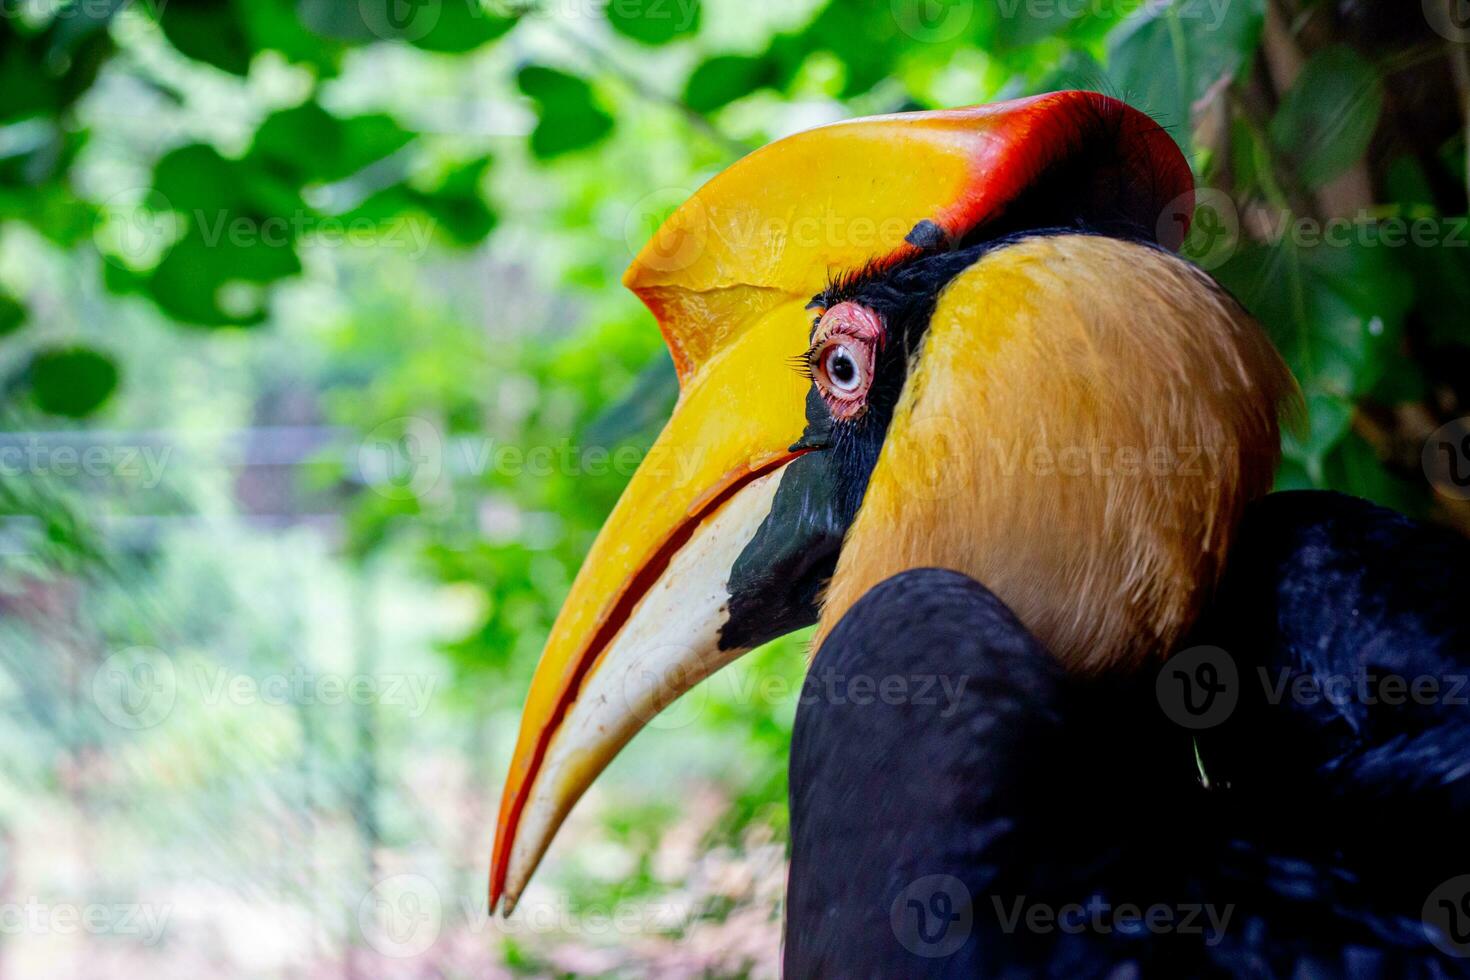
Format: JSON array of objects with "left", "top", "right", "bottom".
[{"left": 485, "top": 92, "right": 1470, "bottom": 972}]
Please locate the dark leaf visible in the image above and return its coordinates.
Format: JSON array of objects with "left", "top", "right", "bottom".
[
  {"left": 1217, "top": 236, "right": 1411, "bottom": 399},
  {"left": 684, "top": 53, "right": 783, "bottom": 112},
  {"left": 1216, "top": 234, "right": 1412, "bottom": 475},
  {"left": 606, "top": 0, "right": 701, "bottom": 45},
  {"left": 1270, "top": 45, "right": 1382, "bottom": 189},
  {"left": 250, "top": 102, "right": 414, "bottom": 184},
  {"left": 156, "top": 0, "right": 254, "bottom": 75},
  {"left": 29, "top": 346, "right": 119, "bottom": 417},
  {"left": 322, "top": 0, "right": 517, "bottom": 52},
  {"left": 1322, "top": 431, "right": 1426, "bottom": 515},
  {"left": 411, "top": 0, "right": 518, "bottom": 53},
  {"left": 0, "top": 292, "right": 25, "bottom": 337},
  {"left": 341, "top": 156, "right": 497, "bottom": 245},
  {"left": 517, "top": 67, "right": 613, "bottom": 159},
  {"left": 146, "top": 224, "right": 300, "bottom": 326},
  {"left": 582, "top": 350, "right": 678, "bottom": 446},
  {"left": 1106, "top": 0, "right": 1265, "bottom": 154}
]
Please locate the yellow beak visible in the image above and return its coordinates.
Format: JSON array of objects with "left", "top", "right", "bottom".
[{"left": 488, "top": 92, "right": 1192, "bottom": 912}]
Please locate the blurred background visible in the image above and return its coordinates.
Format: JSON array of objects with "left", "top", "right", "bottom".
[{"left": 0, "top": 0, "right": 1467, "bottom": 976}]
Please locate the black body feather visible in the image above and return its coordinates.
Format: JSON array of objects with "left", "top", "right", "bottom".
[{"left": 786, "top": 492, "right": 1470, "bottom": 977}]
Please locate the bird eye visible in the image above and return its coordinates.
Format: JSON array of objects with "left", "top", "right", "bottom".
[
  {"left": 822, "top": 343, "right": 862, "bottom": 392},
  {"left": 808, "top": 301, "right": 881, "bottom": 420}
]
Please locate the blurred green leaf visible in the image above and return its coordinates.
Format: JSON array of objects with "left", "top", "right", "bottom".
[
  {"left": 517, "top": 67, "right": 613, "bottom": 159},
  {"left": 146, "top": 226, "right": 300, "bottom": 326},
  {"left": 1218, "top": 236, "right": 1412, "bottom": 402},
  {"left": 1270, "top": 46, "right": 1382, "bottom": 189},
  {"left": 2, "top": 189, "right": 96, "bottom": 246},
  {"left": 1281, "top": 391, "right": 1352, "bottom": 479},
  {"left": 583, "top": 351, "right": 678, "bottom": 446},
  {"left": 1385, "top": 156, "right": 1470, "bottom": 350},
  {"left": 1106, "top": 0, "right": 1265, "bottom": 154},
  {"left": 29, "top": 346, "right": 118, "bottom": 417},
  {"left": 800, "top": 0, "right": 918, "bottom": 98},
  {"left": 146, "top": 142, "right": 309, "bottom": 324},
  {"left": 1322, "top": 431, "right": 1424, "bottom": 515},
  {"left": 0, "top": 24, "right": 113, "bottom": 123},
  {"left": 993, "top": 0, "right": 1107, "bottom": 50},
  {"left": 411, "top": 0, "right": 518, "bottom": 53},
  {"left": 411, "top": 155, "right": 497, "bottom": 242},
  {"left": 156, "top": 0, "right": 254, "bottom": 75},
  {"left": 343, "top": 155, "right": 496, "bottom": 244},
  {"left": 46, "top": 0, "right": 128, "bottom": 53},
  {"left": 0, "top": 36, "right": 56, "bottom": 124},
  {"left": 0, "top": 292, "right": 25, "bottom": 337},
  {"left": 239, "top": 0, "right": 345, "bottom": 70},
  {"left": 311, "top": 0, "right": 517, "bottom": 51},
  {"left": 154, "top": 143, "right": 302, "bottom": 220},
  {"left": 607, "top": 0, "right": 701, "bottom": 45},
  {"left": 1029, "top": 49, "right": 1108, "bottom": 94},
  {"left": 684, "top": 53, "right": 784, "bottom": 112},
  {"left": 251, "top": 102, "right": 414, "bottom": 184}
]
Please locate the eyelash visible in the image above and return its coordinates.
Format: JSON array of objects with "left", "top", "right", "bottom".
[{"left": 788, "top": 319, "right": 826, "bottom": 380}]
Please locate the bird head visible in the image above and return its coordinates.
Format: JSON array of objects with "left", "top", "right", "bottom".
[{"left": 489, "top": 92, "right": 1296, "bottom": 912}]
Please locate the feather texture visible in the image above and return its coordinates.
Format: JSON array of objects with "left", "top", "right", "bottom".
[{"left": 818, "top": 235, "right": 1298, "bottom": 671}]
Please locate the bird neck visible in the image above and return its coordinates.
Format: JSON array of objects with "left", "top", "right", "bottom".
[{"left": 817, "top": 236, "right": 1295, "bottom": 672}]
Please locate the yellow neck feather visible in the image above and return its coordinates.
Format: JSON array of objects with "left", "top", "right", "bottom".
[{"left": 818, "top": 235, "right": 1296, "bottom": 672}]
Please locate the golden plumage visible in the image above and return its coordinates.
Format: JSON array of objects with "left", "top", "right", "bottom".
[{"left": 818, "top": 235, "right": 1298, "bottom": 671}]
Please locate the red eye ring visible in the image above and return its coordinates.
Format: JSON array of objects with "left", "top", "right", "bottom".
[{"left": 809, "top": 302, "right": 882, "bottom": 420}]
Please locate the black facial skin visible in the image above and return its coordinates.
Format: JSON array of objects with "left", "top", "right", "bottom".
[{"left": 717, "top": 239, "right": 1000, "bottom": 651}]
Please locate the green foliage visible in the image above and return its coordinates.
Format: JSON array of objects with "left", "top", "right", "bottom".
[
  {"left": 685, "top": 53, "right": 786, "bottom": 113},
  {"left": 157, "top": 0, "right": 255, "bottom": 75},
  {"left": 1105, "top": 0, "right": 1265, "bottom": 153},
  {"left": 251, "top": 102, "right": 415, "bottom": 184},
  {"left": 517, "top": 66, "right": 616, "bottom": 159},
  {"left": 1270, "top": 46, "right": 1383, "bottom": 189},
  {"left": 0, "top": 292, "right": 25, "bottom": 337},
  {"left": 27, "top": 346, "right": 119, "bottom": 418},
  {"left": 607, "top": 0, "right": 702, "bottom": 45}
]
